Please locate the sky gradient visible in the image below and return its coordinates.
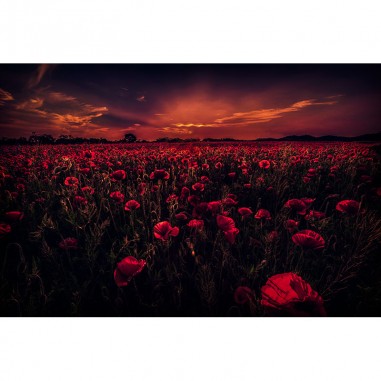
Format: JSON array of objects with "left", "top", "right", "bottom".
[{"left": 0, "top": 64, "right": 380, "bottom": 140}]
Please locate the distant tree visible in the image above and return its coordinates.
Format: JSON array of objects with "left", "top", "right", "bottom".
[{"left": 124, "top": 133, "right": 137, "bottom": 143}]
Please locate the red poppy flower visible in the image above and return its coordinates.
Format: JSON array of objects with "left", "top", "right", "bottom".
[
  {"left": 180, "top": 186, "right": 190, "bottom": 200},
  {"left": 305, "top": 210, "right": 326, "bottom": 220},
  {"left": 73, "top": 195, "right": 88, "bottom": 207},
  {"left": 300, "top": 198, "right": 315, "bottom": 208},
  {"left": 259, "top": 160, "right": 271, "bottom": 169},
  {"left": 238, "top": 207, "right": 253, "bottom": 219},
  {"left": 261, "top": 272, "right": 326, "bottom": 316},
  {"left": 266, "top": 230, "right": 279, "bottom": 242},
  {"left": 284, "top": 199, "right": 307, "bottom": 215},
  {"left": 243, "top": 183, "right": 252, "bottom": 189},
  {"left": 81, "top": 186, "right": 95, "bottom": 195},
  {"left": 59, "top": 237, "right": 79, "bottom": 250},
  {"left": 110, "top": 170, "right": 126, "bottom": 181},
  {"left": 222, "top": 198, "right": 238, "bottom": 207},
  {"left": 4, "top": 211, "right": 24, "bottom": 222},
  {"left": 110, "top": 191, "right": 125, "bottom": 203},
  {"left": 228, "top": 172, "right": 236, "bottom": 179},
  {"left": 64, "top": 176, "right": 79, "bottom": 187},
  {"left": 166, "top": 194, "right": 178, "bottom": 203},
  {"left": 79, "top": 168, "right": 91, "bottom": 175},
  {"left": 84, "top": 150, "right": 95, "bottom": 159},
  {"left": 0, "top": 223, "right": 11, "bottom": 236},
  {"left": 215, "top": 162, "right": 223, "bottom": 169},
  {"left": 292, "top": 229, "right": 325, "bottom": 250},
  {"left": 138, "top": 182, "right": 146, "bottom": 195},
  {"left": 114, "top": 256, "right": 146, "bottom": 287},
  {"left": 192, "top": 182, "right": 205, "bottom": 192},
  {"left": 285, "top": 219, "right": 299, "bottom": 233},
  {"left": 124, "top": 200, "right": 141, "bottom": 211},
  {"left": 187, "top": 195, "right": 200, "bottom": 206},
  {"left": 154, "top": 221, "right": 180, "bottom": 241},
  {"left": 234, "top": 286, "right": 254, "bottom": 304},
  {"left": 254, "top": 209, "right": 271, "bottom": 220},
  {"left": 216, "top": 215, "right": 236, "bottom": 231},
  {"left": 150, "top": 169, "right": 170, "bottom": 180},
  {"left": 223, "top": 227, "right": 239, "bottom": 244},
  {"left": 175, "top": 212, "right": 188, "bottom": 221},
  {"left": 207, "top": 201, "right": 222, "bottom": 215},
  {"left": 336, "top": 200, "right": 360, "bottom": 215},
  {"left": 187, "top": 219, "right": 204, "bottom": 231}
]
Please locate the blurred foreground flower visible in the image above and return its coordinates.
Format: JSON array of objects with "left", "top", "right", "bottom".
[{"left": 261, "top": 272, "right": 326, "bottom": 316}]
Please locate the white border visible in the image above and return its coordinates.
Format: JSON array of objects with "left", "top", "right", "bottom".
[
  {"left": 1, "top": 318, "right": 380, "bottom": 381},
  {"left": 1, "top": 1, "right": 381, "bottom": 63},
  {"left": 1, "top": 1, "right": 380, "bottom": 380}
]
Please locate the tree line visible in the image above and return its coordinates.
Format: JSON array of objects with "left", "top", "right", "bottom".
[{"left": 0, "top": 133, "right": 239, "bottom": 145}]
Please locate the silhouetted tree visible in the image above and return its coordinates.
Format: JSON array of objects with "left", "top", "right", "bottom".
[{"left": 124, "top": 133, "right": 137, "bottom": 143}]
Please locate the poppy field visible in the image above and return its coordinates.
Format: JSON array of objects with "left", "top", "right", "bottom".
[{"left": 1, "top": 141, "right": 381, "bottom": 317}]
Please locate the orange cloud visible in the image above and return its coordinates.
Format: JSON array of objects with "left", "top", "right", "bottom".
[
  {"left": 5, "top": 87, "right": 109, "bottom": 136},
  {"left": 158, "top": 127, "right": 193, "bottom": 135},
  {"left": 212, "top": 99, "right": 338, "bottom": 127},
  {"left": 0, "top": 88, "right": 14, "bottom": 105}
]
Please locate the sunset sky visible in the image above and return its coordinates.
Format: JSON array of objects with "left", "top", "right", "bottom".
[{"left": 0, "top": 64, "right": 380, "bottom": 140}]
